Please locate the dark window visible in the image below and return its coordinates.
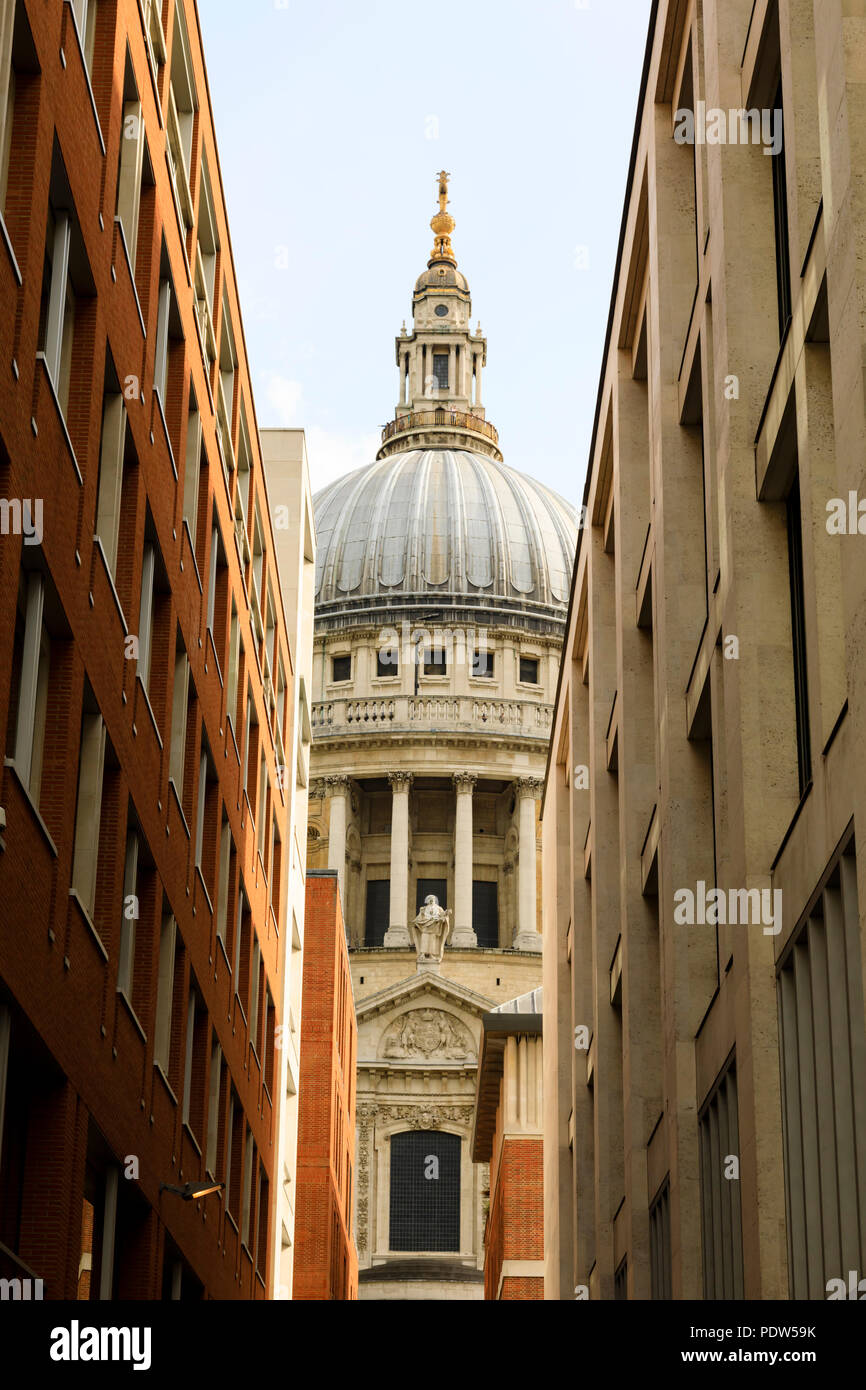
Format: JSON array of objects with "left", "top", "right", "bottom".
[
  {"left": 771, "top": 78, "right": 791, "bottom": 338},
  {"left": 786, "top": 475, "right": 811, "bottom": 795},
  {"left": 472, "top": 881, "right": 499, "bottom": 947},
  {"left": 365, "top": 880, "right": 390, "bottom": 947},
  {"left": 650, "top": 1180, "right": 672, "bottom": 1300},
  {"left": 161, "top": 1236, "right": 205, "bottom": 1301},
  {"left": 519, "top": 656, "right": 539, "bottom": 685},
  {"left": 777, "top": 846, "right": 866, "bottom": 1299},
  {"left": 614, "top": 1257, "right": 628, "bottom": 1300},
  {"left": 432, "top": 354, "right": 449, "bottom": 390},
  {"left": 389, "top": 1130, "right": 460, "bottom": 1252},
  {"left": 416, "top": 879, "right": 447, "bottom": 913},
  {"left": 472, "top": 649, "right": 493, "bottom": 678},
  {"left": 377, "top": 649, "right": 398, "bottom": 677},
  {"left": 699, "top": 1060, "right": 744, "bottom": 1298},
  {"left": 332, "top": 654, "right": 351, "bottom": 683},
  {"left": 423, "top": 648, "right": 447, "bottom": 676}
]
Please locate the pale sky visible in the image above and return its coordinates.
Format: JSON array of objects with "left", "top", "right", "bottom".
[{"left": 198, "top": 0, "right": 652, "bottom": 510}]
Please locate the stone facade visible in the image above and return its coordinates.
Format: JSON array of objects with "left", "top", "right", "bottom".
[
  {"left": 265, "top": 428, "right": 316, "bottom": 1298},
  {"left": 542, "top": 0, "right": 866, "bottom": 1301}
]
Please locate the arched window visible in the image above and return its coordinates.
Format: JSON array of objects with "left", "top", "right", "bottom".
[{"left": 389, "top": 1130, "right": 460, "bottom": 1252}]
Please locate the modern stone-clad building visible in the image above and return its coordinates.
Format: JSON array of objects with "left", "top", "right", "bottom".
[
  {"left": 306, "top": 175, "right": 576, "bottom": 1298},
  {"left": 0, "top": 0, "right": 311, "bottom": 1298},
  {"left": 263, "top": 427, "right": 316, "bottom": 1299},
  {"left": 542, "top": 0, "right": 866, "bottom": 1299}
]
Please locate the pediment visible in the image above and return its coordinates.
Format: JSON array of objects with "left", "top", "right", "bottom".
[
  {"left": 355, "top": 971, "right": 492, "bottom": 1022},
  {"left": 356, "top": 974, "right": 492, "bottom": 1069}
]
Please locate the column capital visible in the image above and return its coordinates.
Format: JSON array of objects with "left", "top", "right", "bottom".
[
  {"left": 387, "top": 771, "right": 414, "bottom": 794},
  {"left": 452, "top": 771, "right": 478, "bottom": 794},
  {"left": 322, "top": 774, "right": 351, "bottom": 797},
  {"left": 515, "top": 776, "right": 544, "bottom": 801}
]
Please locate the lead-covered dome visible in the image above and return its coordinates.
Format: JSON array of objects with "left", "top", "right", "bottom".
[
  {"left": 414, "top": 264, "right": 469, "bottom": 294},
  {"left": 314, "top": 448, "right": 576, "bottom": 620}
]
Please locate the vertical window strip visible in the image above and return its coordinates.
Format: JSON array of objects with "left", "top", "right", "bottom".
[
  {"left": 699, "top": 1059, "right": 744, "bottom": 1299},
  {"left": 777, "top": 847, "right": 866, "bottom": 1297}
]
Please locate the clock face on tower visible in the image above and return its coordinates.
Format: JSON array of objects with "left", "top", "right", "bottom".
[{"left": 434, "top": 304, "right": 448, "bottom": 317}]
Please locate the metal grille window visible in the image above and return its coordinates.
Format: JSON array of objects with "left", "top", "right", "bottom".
[
  {"left": 416, "top": 879, "right": 447, "bottom": 913},
  {"left": 650, "top": 1179, "right": 672, "bottom": 1300},
  {"left": 472, "top": 881, "right": 499, "bottom": 947},
  {"left": 365, "top": 880, "right": 390, "bottom": 947},
  {"left": 332, "top": 654, "right": 351, "bottom": 682},
  {"left": 432, "top": 353, "right": 449, "bottom": 390},
  {"left": 699, "top": 1058, "right": 745, "bottom": 1298},
  {"left": 389, "top": 1130, "right": 460, "bottom": 1252},
  {"left": 777, "top": 842, "right": 866, "bottom": 1298}
]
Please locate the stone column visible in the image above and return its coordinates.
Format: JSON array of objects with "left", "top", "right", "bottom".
[
  {"left": 325, "top": 775, "right": 350, "bottom": 906},
  {"left": 384, "top": 771, "right": 413, "bottom": 947},
  {"left": 448, "top": 344, "right": 456, "bottom": 396},
  {"left": 410, "top": 345, "right": 421, "bottom": 405},
  {"left": 451, "top": 772, "right": 477, "bottom": 947},
  {"left": 475, "top": 352, "right": 483, "bottom": 406},
  {"left": 513, "top": 778, "right": 543, "bottom": 952}
]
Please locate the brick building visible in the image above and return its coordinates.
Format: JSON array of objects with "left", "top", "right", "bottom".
[
  {"left": 473, "top": 989, "right": 543, "bottom": 1299},
  {"left": 293, "top": 871, "right": 357, "bottom": 1300},
  {"left": 542, "top": 0, "right": 866, "bottom": 1300},
  {"left": 0, "top": 0, "right": 310, "bottom": 1298}
]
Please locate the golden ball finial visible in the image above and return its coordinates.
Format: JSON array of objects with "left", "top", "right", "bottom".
[{"left": 428, "top": 170, "right": 457, "bottom": 267}]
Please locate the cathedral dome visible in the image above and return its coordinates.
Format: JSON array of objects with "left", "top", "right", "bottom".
[{"left": 313, "top": 448, "right": 576, "bottom": 620}]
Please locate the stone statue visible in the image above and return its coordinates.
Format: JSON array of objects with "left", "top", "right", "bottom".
[{"left": 410, "top": 894, "right": 452, "bottom": 965}]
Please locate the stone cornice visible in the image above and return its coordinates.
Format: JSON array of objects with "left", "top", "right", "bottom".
[
  {"left": 355, "top": 971, "right": 494, "bottom": 1020},
  {"left": 311, "top": 732, "right": 551, "bottom": 755}
]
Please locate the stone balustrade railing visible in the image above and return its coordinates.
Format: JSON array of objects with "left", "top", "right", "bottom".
[{"left": 311, "top": 695, "right": 553, "bottom": 737}]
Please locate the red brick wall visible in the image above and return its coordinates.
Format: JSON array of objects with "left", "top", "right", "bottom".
[
  {"left": 500, "top": 1276, "right": 543, "bottom": 1300},
  {"left": 484, "top": 1136, "right": 543, "bottom": 1300},
  {"left": 0, "top": 0, "right": 293, "bottom": 1299},
  {"left": 293, "top": 875, "right": 358, "bottom": 1299}
]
